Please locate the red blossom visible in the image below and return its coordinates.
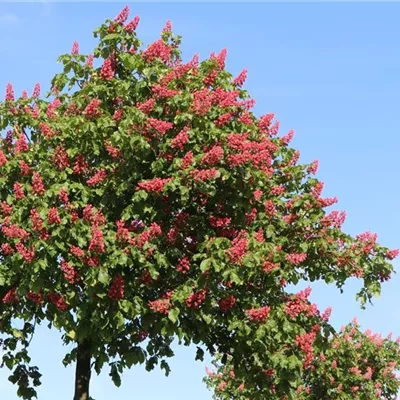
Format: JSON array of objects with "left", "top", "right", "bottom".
[
  {"left": 88, "top": 226, "right": 106, "bottom": 254},
  {"left": 171, "top": 127, "right": 189, "bottom": 150},
  {"left": 40, "top": 123, "right": 56, "bottom": 139},
  {"left": 233, "top": 69, "right": 247, "bottom": 86},
  {"left": 15, "top": 134, "right": 29, "bottom": 154},
  {"left": 15, "top": 242, "right": 35, "bottom": 263},
  {"left": 71, "top": 41, "right": 80, "bottom": 55},
  {"left": 143, "top": 40, "right": 172, "bottom": 63},
  {"left": 100, "top": 58, "right": 115, "bottom": 81},
  {"left": 176, "top": 257, "right": 190, "bottom": 274},
  {"left": 87, "top": 169, "right": 107, "bottom": 186},
  {"left": 148, "top": 298, "right": 171, "bottom": 314},
  {"left": 53, "top": 145, "right": 70, "bottom": 170},
  {"left": 137, "top": 177, "right": 171, "bottom": 193},
  {"left": 84, "top": 98, "right": 101, "bottom": 119},
  {"left": 186, "top": 289, "right": 207, "bottom": 308},
  {"left": 48, "top": 292, "right": 69, "bottom": 311},
  {"left": 48, "top": 207, "right": 61, "bottom": 224},
  {"left": 108, "top": 275, "right": 125, "bottom": 300},
  {"left": 219, "top": 296, "right": 236, "bottom": 312},
  {"left": 125, "top": 16, "right": 140, "bottom": 33},
  {"left": 2, "top": 288, "right": 18, "bottom": 304},
  {"left": 0, "top": 150, "right": 8, "bottom": 166},
  {"left": 5, "top": 83, "right": 15, "bottom": 102},
  {"left": 61, "top": 260, "right": 78, "bottom": 283},
  {"left": 246, "top": 306, "right": 271, "bottom": 322},
  {"left": 13, "top": 182, "right": 25, "bottom": 200},
  {"left": 32, "top": 172, "right": 45, "bottom": 195},
  {"left": 137, "top": 98, "right": 155, "bottom": 114},
  {"left": 114, "top": 5, "right": 129, "bottom": 24}
]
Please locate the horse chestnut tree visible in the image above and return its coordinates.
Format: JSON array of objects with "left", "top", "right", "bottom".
[{"left": 0, "top": 6, "right": 399, "bottom": 400}]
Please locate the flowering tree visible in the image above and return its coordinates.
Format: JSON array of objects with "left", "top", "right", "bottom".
[{"left": 0, "top": 6, "right": 399, "bottom": 400}]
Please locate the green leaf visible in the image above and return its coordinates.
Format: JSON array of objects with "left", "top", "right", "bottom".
[{"left": 168, "top": 308, "right": 180, "bottom": 323}]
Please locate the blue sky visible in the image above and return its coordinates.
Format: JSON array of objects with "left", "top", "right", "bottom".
[{"left": 1, "top": 2, "right": 400, "bottom": 399}]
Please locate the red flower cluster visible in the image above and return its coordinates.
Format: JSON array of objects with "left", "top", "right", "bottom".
[
  {"left": 148, "top": 298, "right": 171, "bottom": 314},
  {"left": 88, "top": 226, "right": 106, "bottom": 254},
  {"left": 262, "top": 260, "right": 279, "bottom": 273},
  {"left": 152, "top": 85, "right": 179, "bottom": 99},
  {"left": 284, "top": 288, "right": 318, "bottom": 319},
  {"left": 171, "top": 127, "right": 189, "bottom": 150},
  {"left": 58, "top": 187, "right": 69, "bottom": 204},
  {"left": 246, "top": 306, "right": 271, "bottom": 322},
  {"left": 192, "top": 88, "right": 212, "bottom": 115},
  {"left": 125, "top": 16, "right": 140, "bottom": 33},
  {"left": 15, "top": 134, "right": 29, "bottom": 154},
  {"left": 176, "top": 257, "right": 190, "bottom": 274},
  {"left": 2, "top": 288, "right": 18, "bottom": 304},
  {"left": 70, "top": 246, "right": 85, "bottom": 258},
  {"left": 219, "top": 296, "right": 236, "bottom": 312},
  {"left": 40, "top": 122, "right": 56, "bottom": 139},
  {"left": 48, "top": 207, "right": 61, "bottom": 224},
  {"left": 2, "top": 222, "right": 30, "bottom": 239},
  {"left": 132, "top": 223, "right": 162, "bottom": 248},
  {"left": 209, "top": 216, "right": 231, "bottom": 228},
  {"left": 5, "top": 82, "right": 15, "bottom": 102},
  {"left": 321, "top": 211, "right": 346, "bottom": 228},
  {"left": 1, "top": 202, "right": 13, "bottom": 215},
  {"left": 53, "top": 145, "right": 70, "bottom": 170},
  {"left": 108, "top": 275, "right": 125, "bottom": 300},
  {"left": 84, "top": 98, "right": 101, "bottom": 119},
  {"left": 137, "top": 98, "right": 155, "bottom": 114},
  {"left": 190, "top": 168, "right": 218, "bottom": 182},
  {"left": 71, "top": 41, "right": 80, "bottom": 55},
  {"left": 100, "top": 58, "right": 115, "bottom": 81},
  {"left": 233, "top": 69, "right": 247, "bottom": 87},
  {"left": 286, "top": 253, "right": 307, "bottom": 265},
  {"left": 137, "top": 177, "right": 171, "bottom": 193},
  {"left": 147, "top": 118, "right": 173, "bottom": 135},
  {"left": 201, "top": 146, "right": 224, "bottom": 165},
  {"left": 32, "top": 172, "right": 45, "bottom": 195},
  {"left": 186, "top": 289, "right": 207, "bottom": 308},
  {"left": 61, "top": 260, "right": 78, "bottom": 284},
  {"left": 0, "top": 150, "right": 7, "bottom": 166},
  {"left": 228, "top": 233, "right": 248, "bottom": 264},
  {"left": 114, "top": 5, "right": 129, "bottom": 24},
  {"left": 26, "top": 291, "right": 43, "bottom": 304},
  {"left": 32, "top": 83, "right": 41, "bottom": 98},
  {"left": 143, "top": 40, "right": 172, "bottom": 63},
  {"left": 181, "top": 151, "right": 193, "bottom": 169},
  {"left": 73, "top": 154, "right": 89, "bottom": 175},
  {"left": 19, "top": 160, "right": 32, "bottom": 176},
  {"left": 258, "top": 113, "right": 275, "bottom": 132},
  {"left": 15, "top": 242, "right": 35, "bottom": 263},
  {"left": 87, "top": 169, "right": 107, "bottom": 186},
  {"left": 30, "top": 209, "right": 44, "bottom": 232},
  {"left": 295, "top": 331, "right": 316, "bottom": 369},
  {"left": 48, "top": 292, "right": 69, "bottom": 311}
]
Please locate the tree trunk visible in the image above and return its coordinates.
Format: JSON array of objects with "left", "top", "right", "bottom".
[{"left": 73, "top": 340, "right": 92, "bottom": 400}]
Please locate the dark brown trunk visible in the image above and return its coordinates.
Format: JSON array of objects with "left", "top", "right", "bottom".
[{"left": 73, "top": 340, "right": 92, "bottom": 400}]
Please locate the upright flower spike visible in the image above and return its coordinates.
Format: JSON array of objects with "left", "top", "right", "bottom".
[
  {"left": 5, "top": 82, "right": 14, "bottom": 101},
  {"left": 125, "top": 16, "right": 140, "bottom": 33},
  {"left": 32, "top": 83, "right": 41, "bottom": 98},
  {"left": 114, "top": 5, "right": 130, "bottom": 24},
  {"left": 71, "top": 41, "right": 80, "bottom": 55}
]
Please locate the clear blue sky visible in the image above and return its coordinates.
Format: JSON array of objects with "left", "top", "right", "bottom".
[{"left": 1, "top": 2, "right": 400, "bottom": 399}]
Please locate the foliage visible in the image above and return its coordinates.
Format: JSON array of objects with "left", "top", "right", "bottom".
[{"left": 0, "top": 6, "right": 398, "bottom": 399}]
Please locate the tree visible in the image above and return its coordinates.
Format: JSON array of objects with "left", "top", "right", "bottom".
[{"left": 0, "top": 5, "right": 398, "bottom": 400}]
